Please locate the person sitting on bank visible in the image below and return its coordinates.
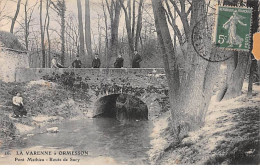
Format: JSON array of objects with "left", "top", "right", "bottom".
[
  {"left": 132, "top": 50, "right": 142, "bottom": 68},
  {"left": 12, "top": 93, "right": 27, "bottom": 118},
  {"left": 114, "top": 54, "right": 124, "bottom": 68},
  {"left": 51, "top": 55, "right": 64, "bottom": 68},
  {"left": 72, "top": 55, "right": 82, "bottom": 68},
  {"left": 92, "top": 53, "right": 101, "bottom": 68}
]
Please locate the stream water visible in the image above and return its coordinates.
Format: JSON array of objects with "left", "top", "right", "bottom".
[{"left": 20, "top": 118, "right": 153, "bottom": 164}]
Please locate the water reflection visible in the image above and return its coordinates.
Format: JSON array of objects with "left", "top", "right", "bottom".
[{"left": 22, "top": 118, "right": 152, "bottom": 164}]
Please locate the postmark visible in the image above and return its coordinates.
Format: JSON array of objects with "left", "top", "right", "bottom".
[{"left": 191, "top": 13, "right": 231, "bottom": 62}]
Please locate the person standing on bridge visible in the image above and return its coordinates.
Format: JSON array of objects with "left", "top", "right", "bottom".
[
  {"left": 92, "top": 53, "right": 101, "bottom": 68},
  {"left": 72, "top": 55, "right": 82, "bottom": 68},
  {"left": 132, "top": 50, "right": 142, "bottom": 68},
  {"left": 51, "top": 55, "right": 64, "bottom": 68},
  {"left": 114, "top": 54, "right": 124, "bottom": 68}
]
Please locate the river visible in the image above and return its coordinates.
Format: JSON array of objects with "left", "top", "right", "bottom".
[{"left": 18, "top": 118, "right": 153, "bottom": 164}]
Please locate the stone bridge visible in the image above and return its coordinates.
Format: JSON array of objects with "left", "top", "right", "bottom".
[{"left": 15, "top": 68, "right": 170, "bottom": 120}]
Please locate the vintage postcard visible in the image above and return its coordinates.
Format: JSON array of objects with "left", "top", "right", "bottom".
[{"left": 0, "top": 0, "right": 259, "bottom": 165}]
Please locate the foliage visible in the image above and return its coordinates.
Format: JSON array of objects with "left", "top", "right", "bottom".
[{"left": 0, "top": 31, "right": 25, "bottom": 51}]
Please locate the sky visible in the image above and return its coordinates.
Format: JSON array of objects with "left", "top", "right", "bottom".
[
  {"left": 0, "top": 0, "right": 224, "bottom": 51},
  {"left": 0, "top": 0, "right": 158, "bottom": 52},
  {"left": 0, "top": 0, "right": 106, "bottom": 31},
  {"left": 0, "top": 0, "right": 154, "bottom": 34}
]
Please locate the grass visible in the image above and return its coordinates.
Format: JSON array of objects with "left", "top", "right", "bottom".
[{"left": 154, "top": 86, "right": 260, "bottom": 165}]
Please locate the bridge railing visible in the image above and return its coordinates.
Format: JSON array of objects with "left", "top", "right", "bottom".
[{"left": 15, "top": 68, "right": 167, "bottom": 82}]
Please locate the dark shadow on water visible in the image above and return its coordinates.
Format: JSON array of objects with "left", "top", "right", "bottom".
[
  {"left": 93, "top": 94, "right": 148, "bottom": 121},
  {"left": 21, "top": 117, "right": 153, "bottom": 164}
]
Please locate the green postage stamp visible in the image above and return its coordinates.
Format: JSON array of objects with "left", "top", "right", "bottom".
[{"left": 214, "top": 6, "right": 252, "bottom": 51}]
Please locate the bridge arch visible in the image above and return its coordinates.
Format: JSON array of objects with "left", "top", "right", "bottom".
[
  {"left": 93, "top": 94, "right": 148, "bottom": 121},
  {"left": 14, "top": 68, "right": 170, "bottom": 120}
]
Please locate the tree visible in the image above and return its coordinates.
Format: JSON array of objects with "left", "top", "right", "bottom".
[
  {"left": 24, "top": 0, "right": 29, "bottom": 50},
  {"left": 135, "top": 0, "right": 144, "bottom": 50},
  {"left": 217, "top": 0, "right": 258, "bottom": 101},
  {"left": 102, "top": 0, "right": 109, "bottom": 67},
  {"left": 247, "top": 0, "right": 259, "bottom": 96},
  {"left": 152, "top": 0, "right": 222, "bottom": 139},
  {"left": 164, "top": 0, "right": 188, "bottom": 56},
  {"left": 23, "top": 0, "right": 38, "bottom": 51},
  {"left": 119, "top": 0, "right": 144, "bottom": 64},
  {"left": 85, "top": 0, "right": 92, "bottom": 67},
  {"left": 105, "top": 0, "right": 121, "bottom": 67},
  {"left": 65, "top": 13, "right": 79, "bottom": 65},
  {"left": 10, "top": 0, "right": 22, "bottom": 34},
  {"left": 40, "top": 0, "right": 46, "bottom": 68},
  {"left": 77, "top": 0, "right": 85, "bottom": 65},
  {"left": 50, "top": 0, "right": 66, "bottom": 65},
  {"left": 46, "top": 0, "right": 51, "bottom": 67}
]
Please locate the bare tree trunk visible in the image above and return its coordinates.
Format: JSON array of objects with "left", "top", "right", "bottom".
[
  {"left": 109, "top": 0, "right": 121, "bottom": 67},
  {"left": 218, "top": 0, "right": 258, "bottom": 100},
  {"left": 120, "top": 0, "right": 135, "bottom": 64},
  {"left": 131, "top": 0, "right": 135, "bottom": 41},
  {"left": 179, "top": 0, "right": 221, "bottom": 131},
  {"left": 46, "top": 0, "right": 51, "bottom": 68},
  {"left": 85, "top": 0, "right": 92, "bottom": 67},
  {"left": 60, "top": 0, "right": 66, "bottom": 65},
  {"left": 24, "top": 0, "right": 29, "bottom": 50},
  {"left": 49, "top": 0, "right": 66, "bottom": 65},
  {"left": 219, "top": 52, "right": 250, "bottom": 100},
  {"left": 77, "top": 0, "right": 85, "bottom": 65},
  {"left": 247, "top": 0, "right": 259, "bottom": 96},
  {"left": 152, "top": 0, "right": 180, "bottom": 136},
  {"left": 102, "top": 0, "right": 109, "bottom": 67},
  {"left": 10, "top": 0, "right": 21, "bottom": 34},
  {"left": 98, "top": 14, "right": 102, "bottom": 55},
  {"left": 40, "top": 0, "right": 46, "bottom": 68},
  {"left": 248, "top": 58, "right": 257, "bottom": 97},
  {"left": 152, "top": 0, "right": 221, "bottom": 140},
  {"left": 25, "top": 1, "right": 38, "bottom": 51},
  {"left": 134, "top": 0, "right": 143, "bottom": 50}
]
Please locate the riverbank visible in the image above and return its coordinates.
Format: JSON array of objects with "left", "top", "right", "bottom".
[
  {"left": 0, "top": 80, "right": 91, "bottom": 150},
  {"left": 1, "top": 80, "right": 259, "bottom": 164},
  {"left": 149, "top": 82, "right": 260, "bottom": 164}
]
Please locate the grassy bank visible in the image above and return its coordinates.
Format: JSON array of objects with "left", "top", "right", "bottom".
[
  {"left": 0, "top": 80, "right": 91, "bottom": 150},
  {"left": 148, "top": 83, "right": 260, "bottom": 165}
]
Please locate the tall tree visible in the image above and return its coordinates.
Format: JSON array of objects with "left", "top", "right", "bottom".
[
  {"left": 60, "top": 0, "right": 66, "bottom": 65},
  {"left": 10, "top": 0, "right": 21, "bottom": 34},
  {"left": 119, "top": 0, "right": 144, "bottom": 64},
  {"left": 46, "top": 0, "right": 51, "bottom": 67},
  {"left": 152, "top": 0, "right": 222, "bottom": 139},
  {"left": 247, "top": 0, "right": 259, "bottom": 96},
  {"left": 40, "top": 0, "right": 46, "bottom": 68},
  {"left": 23, "top": 0, "right": 37, "bottom": 50},
  {"left": 152, "top": 0, "right": 180, "bottom": 137},
  {"left": 217, "top": 0, "right": 256, "bottom": 101},
  {"left": 24, "top": 0, "right": 29, "bottom": 50},
  {"left": 135, "top": 0, "right": 144, "bottom": 50},
  {"left": 106, "top": 0, "right": 121, "bottom": 67},
  {"left": 77, "top": 0, "right": 85, "bottom": 64},
  {"left": 102, "top": 0, "right": 109, "bottom": 67},
  {"left": 50, "top": 0, "right": 66, "bottom": 65},
  {"left": 85, "top": 0, "right": 92, "bottom": 67}
]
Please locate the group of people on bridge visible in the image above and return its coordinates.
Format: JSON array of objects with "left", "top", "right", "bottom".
[{"left": 51, "top": 50, "right": 142, "bottom": 69}]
